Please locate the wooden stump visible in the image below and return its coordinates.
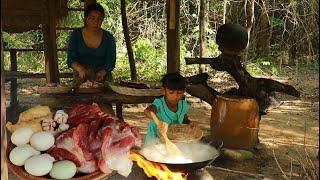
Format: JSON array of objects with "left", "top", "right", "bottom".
[{"left": 211, "top": 95, "right": 259, "bottom": 149}]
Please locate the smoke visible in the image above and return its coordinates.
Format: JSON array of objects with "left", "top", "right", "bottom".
[{"left": 140, "top": 142, "right": 219, "bottom": 164}]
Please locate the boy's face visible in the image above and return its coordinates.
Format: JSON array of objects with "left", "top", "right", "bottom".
[{"left": 161, "top": 87, "right": 185, "bottom": 105}]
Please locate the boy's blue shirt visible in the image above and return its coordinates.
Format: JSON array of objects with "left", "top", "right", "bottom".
[
  {"left": 67, "top": 29, "right": 116, "bottom": 73},
  {"left": 145, "top": 96, "right": 189, "bottom": 146}
]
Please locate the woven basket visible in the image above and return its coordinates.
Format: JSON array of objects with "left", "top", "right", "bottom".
[
  {"left": 109, "top": 85, "right": 161, "bottom": 96},
  {"left": 6, "top": 141, "right": 109, "bottom": 180},
  {"left": 161, "top": 124, "right": 203, "bottom": 143}
]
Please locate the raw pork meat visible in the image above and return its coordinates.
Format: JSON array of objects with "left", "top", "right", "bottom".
[
  {"left": 49, "top": 103, "right": 143, "bottom": 176},
  {"left": 66, "top": 103, "right": 101, "bottom": 127},
  {"left": 48, "top": 123, "right": 98, "bottom": 173}
]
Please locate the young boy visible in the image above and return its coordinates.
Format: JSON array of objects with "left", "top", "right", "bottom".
[{"left": 144, "top": 72, "right": 193, "bottom": 147}]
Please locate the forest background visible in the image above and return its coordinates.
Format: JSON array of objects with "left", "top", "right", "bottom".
[{"left": 2, "top": 0, "right": 319, "bottom": 82}]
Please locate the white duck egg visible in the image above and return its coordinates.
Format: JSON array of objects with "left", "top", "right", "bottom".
[
  {"left": 30, "top": 131, "right": 55, "bottom": 151},
  {"left": 49, "top": 160, "right": 77, "bottom": 179},
  {"left": 9, "top": 145, "right": 40, "bottom": 166},
  {"left": 11, "top": 127, "right": 34, "bottom": 146},
  {"left": 24, "top": 154, "right": 54, "bottom": 176}
]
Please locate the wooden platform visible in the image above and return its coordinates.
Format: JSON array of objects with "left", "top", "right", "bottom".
[{"left": 40, "top": 90, "right": 161, "bottom": 120}]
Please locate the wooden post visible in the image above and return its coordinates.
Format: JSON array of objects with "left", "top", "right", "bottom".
[
  {"left": 9, "top": 50, "right": 18, "bottom": 107},
  {"left": 166, "top": 0, "right": 180, "bottom": 73},
  {"left": 121, "top": 0, "right": 137, "bottom": 80},
  {"left": 116, "top": 104, "right": 123, "bottom": 120},
  {"left": 1, "top": 22, "right": 9, "bottom": 180},
  {"left": 42, "top": 0, "right": 59, "bottom": 83}
]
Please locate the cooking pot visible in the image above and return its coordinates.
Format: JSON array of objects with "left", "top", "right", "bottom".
[{"left": 139, "top": 140, "right": 222, "bottom": 173}]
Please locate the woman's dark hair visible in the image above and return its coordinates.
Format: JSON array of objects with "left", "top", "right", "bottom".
[
  {"left": 161, "top": 72, "right": 186, "bottom": 90},
  {"left": 84, "top": 3, "right": 105, "bottom": 18}
]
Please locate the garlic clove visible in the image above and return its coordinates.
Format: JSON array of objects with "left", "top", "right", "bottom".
[
  {"left": 62, "top": 117, "right": 68, "bottom": 124},
  {"left": 57, "top": 124, "right": 69, "bottom": 133},
  {"left": 54, "top": 114, "right": 63, "bottom": 121}
]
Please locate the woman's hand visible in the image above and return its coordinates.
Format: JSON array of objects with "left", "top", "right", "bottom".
[
  {"left": 157, "top": 120, "right": 168, "bottom": 134},
  {"left": 96, "top": 69, "right": 106, "bottom": 82},
  {"left": 78, "top": 66, "right": 87, "bottom": 79},
  {"left": 71, "top": 62, "right": 87, "bottom": 79}
]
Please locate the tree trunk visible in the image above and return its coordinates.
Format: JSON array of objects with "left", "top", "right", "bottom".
[
  {"left": 258, "top": 0, "right": 270, "bottom": 56},
  {"left": 267, "top": 0, "right": 275, "bottom": 55},
  {"left": 121, "top": 0, "right": 137, "bottom": 80},
  {"left": 222, "top": 0, "right": 227, "bottom": 24},
  {"left": 199, "top": 0, "right": 206, "bottom": 73},
  {"left": 243, "top": 0, "right": 255, "bottom": 64}
]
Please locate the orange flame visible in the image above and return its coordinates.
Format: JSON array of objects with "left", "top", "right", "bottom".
[{"left": 130, "top": 150, "right": 185, "bottom": 180}]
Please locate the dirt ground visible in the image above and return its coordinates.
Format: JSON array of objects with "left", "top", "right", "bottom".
[{"left": 4, "top": 66, "right": 319, "bottom": 180}]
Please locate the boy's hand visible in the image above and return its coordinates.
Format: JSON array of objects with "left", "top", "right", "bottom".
[
  {"left": 188, "top": 121, "right": 197, "bottom": 128},
  {"left": 157, "top": 120, "right": 168, "bottom": 134}
]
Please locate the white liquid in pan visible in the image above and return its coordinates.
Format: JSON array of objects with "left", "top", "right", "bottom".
[
  {"left": 164, "top": 155, "right": 192, "bottom": 164},
  {"left": 141, "top": 142, "right": 219, "bottom": 164}
]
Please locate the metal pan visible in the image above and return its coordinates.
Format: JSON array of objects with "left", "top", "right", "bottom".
[{"left": 140, "top": 140, "right": 222, "bottom": 173}]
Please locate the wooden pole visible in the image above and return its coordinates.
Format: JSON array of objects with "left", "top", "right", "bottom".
[
  {"left": 9, "top": 50, "right": 18, "bottom": 107},
  {"left": 199, "top": 0, "right": 206, "bottom": 74},
  {"left": 121, "top": 0, "right": 137, "bottom": 80},
  {"left": 42, "top": 0, "right": 60, "bottom": 83},
  {"left": 1, "top": 21, "right": 9, "bottom": 180},
  {"left": 166, "top": 0, "right": 180, "bottom": 73}
]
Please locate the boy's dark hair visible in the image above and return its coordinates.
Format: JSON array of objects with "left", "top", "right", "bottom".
[
  {"left": 84, "top": 3, "right": 105, "bottom": 18},
  {"left": 161, "top": 72, "right": 186, "bottom": 90}
]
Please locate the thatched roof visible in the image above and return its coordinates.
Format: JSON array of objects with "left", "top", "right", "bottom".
[{"left": 1, "top": 0, "right": 69, "bottom": 33}]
